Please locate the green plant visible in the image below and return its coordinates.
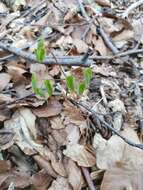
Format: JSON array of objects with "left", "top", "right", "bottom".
[
  {"left": 32, "top": 39, "right": 93, "bottom": 98},
  {"left": 65, "top": 68, "right": 93, "bottom": 96},
  {"left": 31, "top": 74, "right": 53, "bottom": 98},
  {"left": 35, "top": 38, "right": 46, "bottom": 63}
]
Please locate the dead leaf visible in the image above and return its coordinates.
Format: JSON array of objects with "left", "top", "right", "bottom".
[
  {"left": 0, "top": 170, "right": 30, "bottom": 189},
  {"left": 67, "top": 160, "right": 84, "bottom": 190},
  {"left": 0, "top": 73, "right": 11, "bottom": 91},
  {"left": 32, "top": 99, "right": 62, "bottom": 118},
  {"left": 34, "top": 155, "right": 57, "bottom": 178},
  {"left": 0, "top": 160, "right": 11, "bottom": 173},
  {"left": 101, "top": 165, "right": 143, "bottom": 190},
  {"left": 51, "top": 158, "right": 67, "bottom": 177},
  {"left": 51, "top": 117, "right": 65, "bottom": 129},
  {"left": 63, "top": 144, "right": 96, "bottom": 167},
  {"left": 73, "top": 39, "right": 88, "bottom": 54},
  {"left": 48, "top": 176, "right": 72, "bottom": 190},
  {"left": 93, "top": 127, "right": 143, "bottom": 170},
  {"left": 95, "top": 0, "right": 111, "bottom": 7},
  {"left": 31, "top": 169, "right": 52, "bottom": 190}
]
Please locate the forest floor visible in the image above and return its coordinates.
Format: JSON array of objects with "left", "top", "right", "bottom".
[{"left": 0, "top": 0, "right": 143, "bottom": 189}]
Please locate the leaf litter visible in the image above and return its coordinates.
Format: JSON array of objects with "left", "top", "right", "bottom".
[{"left": 0, "top": 0, "right": 143, "bottom": 189}]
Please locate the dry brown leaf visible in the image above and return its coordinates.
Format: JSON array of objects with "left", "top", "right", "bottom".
[
  {"left": 64, "top": 101, "right": 84, "bottom": 123},
  {"left": 63, "top": 144, "right": 96, "bottom": 167},
  {"left": 48, "top": 176, "right": 72, "bottom": 190},
  {"left": 51, "top": 117, "right": 65, "bottom": 129},
  {"left": 51, "top": 159, "right": 67, "bottom": 177},
  {"left": 4, "top": 108, "right": 42, "bottom": 155},
  {"left": 95, "top": 0, "right": 111, "bottom": 7},
  {"left": 113, "top": 29, "right": 134, "bottom": 42},
  {"left": 73, "top": 39, "right": 88, "bottom": 54},
  {"left": 32, "top": 99, "right": 62, "bottom": 118},
  {"left": 0, "top": 170, "right": 30, "bottom": 189},
  {"left": 101, "top": 165, "right": 143, "bottom": 190},
  {"left": 0, "top": 108, "right": 11, "bottom": 121},
  {"left": 31, "top": 169, "right": 52, "bottom": 190},
  {"left": 0, "top": 160, "right": 11, "bottom": 173},
  {"left": 66, "top": 125, "right": 80, "bottom": 145},
  {"left": 34, "top": 155, "right": 57, "bottom": 178},
  {"left": 67, "top": 160, "right": 84, "bottom": 190},
  {"left": 93, "top": 127, "right": 143, "bottom": 170},
  {"left": 93, "top": 36, "right": 107, "bottom": 56},
  {"left": 0, "top": 73, "right": 11, "bottom": 91}
]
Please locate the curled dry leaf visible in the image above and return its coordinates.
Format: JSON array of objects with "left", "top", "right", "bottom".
[
  {"left": 34, "top": 155, "right": 57, "bottom": 178},
  {"left": 95, "top": 0, "right": 111, "bottom": 7},
  {"left": 4, "top": 108, "right": 43, "bottom": 155},
  {"left": 63, "top": 144, "right": 96, "bottom": 167},
  {"left": 51, "top": 158, "right": 67, "bottom": 177},
  {"left": 32, "top": 99, "right": 62, "bottom": 118}
]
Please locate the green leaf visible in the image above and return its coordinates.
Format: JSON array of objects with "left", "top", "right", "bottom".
[
  {"left": 65, "top": 75, "right": 75, "bottom": 92},
  {"left": 44, "top": 79, "right": 53, "bottom": 97},
  {"left": 31, "top": 73, "right": 38, "bottom": 92},
  {"left": 83, "top": 68, "right": 93, "bottom": 86},
  {"left": 31, "top": 74, "right": 45, "bottom": 97},
  {"left": 36, "top": 88, "right": 45, "bottom": 97},
  {"left": 77, "top": 82, "right": 86, "bottom": 95},
  {"left": 35, "top": 38, "right": 46, "bottom": 62}
]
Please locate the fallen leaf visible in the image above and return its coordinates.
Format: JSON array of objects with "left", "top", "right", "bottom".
[
  {"left": 51, "top": 116, "right": 65, "bottom": 129},
  {"left": 48, "top": 176, "right": 72, "bottom": 190},
  {"left": 31, "top": 169, "right": 52, "bottom": 190},
  {"left": 67, "top": 160, "right": 84, "bottom": 190},
  {"left": 32, "top": 98, "right": 62, "bottom": 118},
  {"left": 95, "top": 0, "right": 111, "bottom": 7},
  {"left": 73, "top": 39, "right": 88, "bottom": 54},
  {"left": 101, "top": 164, "right": 143, "bottom": 190},
  {"left": 93, "top": 127, "right": 143, "bottom": 170},
  {"left": 63, "top": 144, "right": 96, "bottom": 167},
  {"left": 0, "top": 160, "right": 11, "bottom": 173},
  {"left": 0, "top": 73, "right": 11, "bottom": 91}
]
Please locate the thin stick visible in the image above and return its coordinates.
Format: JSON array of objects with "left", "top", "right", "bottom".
[
  {"left": 98, "top": 27, "right": 119, "bottom": 54},
  {"left": 0, "top": 42, "right": 93, "bottom": 67},
  {"left": 122, "top": 0, "right": 143, "bottom": 18},
  {"left": 76, "top": 0, "right": 90, "bottom": 21},
  {"left": 81, "top": 167, "right": 96, "bottom": 190}
]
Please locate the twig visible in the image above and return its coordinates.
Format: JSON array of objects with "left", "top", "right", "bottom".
[
  {"left": 122, "top": 0, "right": 143, "bottom": 18},
  {"left": 1, "top": 42, "right": 143, "bottom": 66},
  {"left": 0, "top": 42, "right": 93, "bottom": 67},
  {"left": 70, "top": 99, "right": 143, "bottom": 150},
  {"left": 81, "top": 167, "right": 96, "bottom": 190},
  {"left": 115, "top": 48, "right": 143, "bottom": 57},
  {"left": 98, "top": 27, "right": 119, "bottom": 54},
  {"left": 76, "top": 0, "right": 90, "bottom": 21}
]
